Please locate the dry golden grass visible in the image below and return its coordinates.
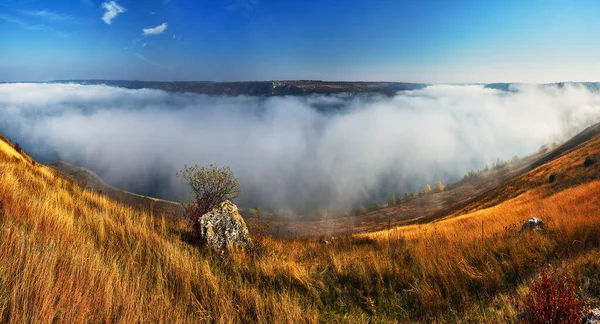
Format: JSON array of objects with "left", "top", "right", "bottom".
[
  {"left": 0, "top": 131, "right": 599, "bottom": 323},
  {"left": 367, "top": 181, "right": 600, "bottom": 243},
  {"left": 0, "top": 140, "right": 316, "bottom": 323}
]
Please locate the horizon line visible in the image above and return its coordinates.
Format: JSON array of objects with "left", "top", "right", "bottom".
[{"left": 2, "top": 79, "right": 600, "bottom": 85}]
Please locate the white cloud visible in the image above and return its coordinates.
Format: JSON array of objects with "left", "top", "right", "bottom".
[
  {"left": 101, "top": 1, "right": 125, "bottom": 25},
  {"left": 143, "top": 22, "right": 167, "bottom": 35}
]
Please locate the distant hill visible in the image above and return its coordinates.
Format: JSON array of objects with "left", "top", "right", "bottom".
[
  {"left": 8, "top": 80, "right": 600, "bottom": 96},
  {"left": 26, "top": 80, "right": 428, "bottom": 96}
]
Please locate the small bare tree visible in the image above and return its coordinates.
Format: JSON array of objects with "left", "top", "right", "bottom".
[{"left": 177, "top": 164, "right": 241, "bottom": 236}]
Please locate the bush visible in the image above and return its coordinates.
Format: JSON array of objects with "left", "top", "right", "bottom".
[
  {"left": 388, "top": 194, "right": 397, "bottom": 206},
  {"left": 14, "top": 142, "right": 22, "bottom": 153},
  {"left": 492, "top": 157, "right": 508, "bottom": 170},
  {"left": 351, "top": 205, "right": 367, "bottom": 216},
  {"left": 371, "top": 201, "right": 383, "bottom": 210},
  {"left": 465, "top": 169, "right": 477, "bottom": 178},
  {"left": 177, "top": 164, "right": 241, "bottom": 239},
  {"left": 523, "top": 269, "right": 583, "bottom": 324}
]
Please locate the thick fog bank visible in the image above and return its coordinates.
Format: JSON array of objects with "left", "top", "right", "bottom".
[{"left": 1, "top": 83, "right": 599, "bottom": 214}]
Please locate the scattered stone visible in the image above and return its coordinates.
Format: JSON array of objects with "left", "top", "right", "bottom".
[
  {"left": 520, "top": 217, "right": 546, "bottom": 233},
  {"left": 198, "top": 200, "right": 252, "bottom": 253},
  {"left": 548, "top": 173, "right": 556, "bottom": 183},
  {"left": 584, "top": 308, "right": 600, "bottom": 324}
]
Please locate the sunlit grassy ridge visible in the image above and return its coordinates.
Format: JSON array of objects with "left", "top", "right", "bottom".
[{"left": 0, "top": 130, "right": 599, "bottom": 323}]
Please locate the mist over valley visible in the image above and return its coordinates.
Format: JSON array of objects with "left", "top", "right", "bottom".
[{"left": 2, "top": 82, "right": 599, "bottom": 216}]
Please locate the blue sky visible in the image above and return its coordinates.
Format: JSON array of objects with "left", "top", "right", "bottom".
[{"left": 1, "top": 0, "right": 600, "bottom": 82}]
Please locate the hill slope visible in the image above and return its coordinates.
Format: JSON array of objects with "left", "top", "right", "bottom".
[
  {"left": 49, "top": 160, "right": 184, "bottom": 221},
  {"left": 276, "top": 122, "right": 600, "bottom": 237},
  {"left": 0, "top": 135, "right": 313, "bottom": 323}
]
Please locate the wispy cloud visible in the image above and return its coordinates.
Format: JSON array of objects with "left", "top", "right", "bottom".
[
  {"left": 143, "top": 22, "right": 167, "bottom": 35},
  {"left": 20, "top": 10, "right": 74, "bottom": 22},
  {"left": 171, "top": 33, "right": 189, "bottom": 44},
  {"left": 226, "top": 0, "right": 259, "bottom": 17},
  {"left": 101, "top": 1, "right": 125, "bottom": 24},
  {"left": 0, "top": 13, "right": 70, "bottom": 37},
  {"left": 132, "top": 37, "right": 149, "bottom": 47},
  {"left": 0, "top": 13, "right": 44, "bottom": 30},
  {"left": 134, "top": 53, "right": 168, "bottom": 67}
]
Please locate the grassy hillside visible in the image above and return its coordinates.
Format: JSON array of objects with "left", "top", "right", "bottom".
[
  {"left": 0, "top": 137, "right": 313, "bottom": 323},
  {"left": 49, "top": 160, "right": 184, "bottom": 222},
  {"left": 0, "top": 127, "right": 599, "bottom": 322}
]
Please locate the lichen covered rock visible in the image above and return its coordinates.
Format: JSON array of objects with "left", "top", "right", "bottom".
[
  {"left": 520, "top": 217, "right": 546, "bottom": 233},
  {"left": 198, "top": 200, "right": 252, "bottom": 252}
]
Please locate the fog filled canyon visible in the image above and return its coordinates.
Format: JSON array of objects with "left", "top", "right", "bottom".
[{"left": 1, "top": 82, "right": 599, "bottom": 214}]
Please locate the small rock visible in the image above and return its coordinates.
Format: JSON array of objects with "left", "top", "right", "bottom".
[
  {"left": 548, "top": 173, "right": 556, "bottom": 183},
  {"left": 320, "top": 239, "right": 330, "bottom": 245},
  {"left": 520, "top": 217, "right": 546, "bottom": 233},
  {"left": 198, "top": 200, "right": 252, "bottom": 253},
  {"left": 584, "top": 155, "right": 595, "bottom": 168},
  {"left": 584, "top": 308, "right": 600, "bottom": 324}
]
